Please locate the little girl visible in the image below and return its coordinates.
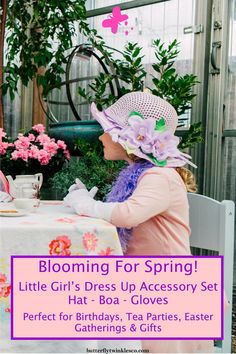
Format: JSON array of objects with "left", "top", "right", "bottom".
[{"left": 64, "top": 92, "right": 214, "bottom": 353}]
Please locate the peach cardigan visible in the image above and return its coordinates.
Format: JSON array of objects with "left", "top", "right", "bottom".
[{"left": 111, "top": 167, "right": 191, "bottom": 256}]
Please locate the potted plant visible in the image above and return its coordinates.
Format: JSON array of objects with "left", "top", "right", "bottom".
[
  {"left": 0, "top": 124, "right": 70, "bottom": 185},
  {"left": 0, "top": 0, "right": 89, "bottom": 127}
]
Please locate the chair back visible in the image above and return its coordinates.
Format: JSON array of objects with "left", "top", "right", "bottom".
[{"left": 188, "top": 193, "right": 235, "bottom": 354}]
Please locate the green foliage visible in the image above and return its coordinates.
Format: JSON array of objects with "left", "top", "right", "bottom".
[
  {"left": 3, "top": 0, "right": 88, "bottom": 98},
  {"left": 77, "top": 38, "right": 198, "bottom": 118},
  {"left": 78, "top": 37, "right": 202, "bottom": 151},
  {"left": 150, "top": 39, "right": 199, "bottom": 116},
  {"left": 78, "top": 42, "right": 146, "bottom": 108},
  {"left": 178, "top": 122, "right": 203, "bottom": 150},
  {"left": 2, "top": 2, "right": 203, "bottom": 155},
  {"left": 50, "top": 140, "right": 125, "bottom": 201},
  {"left": 78, "top": 72, "right": 116, "bottom": 111},
  {"left": 113, "top": 42, "right": 146, "bottom": 94}
]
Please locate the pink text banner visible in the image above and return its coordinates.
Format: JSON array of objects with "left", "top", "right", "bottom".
[{"left": 11, "top": 256, "right": 223, "bottom": 340}]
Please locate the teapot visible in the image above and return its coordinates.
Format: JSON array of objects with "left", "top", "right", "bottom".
[{"left": 6, "top": 173, "right": 43, "bottom": 199}]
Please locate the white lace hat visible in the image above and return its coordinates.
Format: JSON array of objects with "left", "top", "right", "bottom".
[{"left": 91, "top": 92, "right": 196, "bottom": 168}]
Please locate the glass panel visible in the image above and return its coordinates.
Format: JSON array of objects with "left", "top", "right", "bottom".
[
  {"left": 3, "top": 89, "right": 21, "bottom": 137},
  {"left": 86, "top": 0, "right": 94, "bottom": 11},
  {"left": 225, "top": 0, "right": 236, "bottom": 129},
  {"left": 86, "top": 0, "right": 136, "bottom": 11},
  {"left": 222, "top": 137, "right": 236, "bottom": 282},
  {"left": 47, "top": 0, "right": 195, "bottom": 124},
  {"left": 89, "top": 0, "right": 194, "bottom": 68},
  {"left": 222, "top": 0, "right": 236, "bottom": 283}
]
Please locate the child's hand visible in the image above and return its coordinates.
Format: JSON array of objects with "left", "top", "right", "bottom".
[
  {"left": 68, "top": 178, "right": 87, "bottom": 193},
  {"left": 64, "top": 188, "right": 116, "bottom": 222},
  {"left": 64, "top": 187, "right": 98, "bottom": 207}
]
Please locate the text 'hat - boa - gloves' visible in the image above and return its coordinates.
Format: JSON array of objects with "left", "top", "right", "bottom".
[{"left": 91, "top": 91, "right": 196, "bottom": 168}]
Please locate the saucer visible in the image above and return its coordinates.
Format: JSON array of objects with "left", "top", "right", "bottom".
[{"left": 0, "top": 209, "right": 27, "bottom": 217}]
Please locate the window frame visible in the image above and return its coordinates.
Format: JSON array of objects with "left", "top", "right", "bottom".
[{"left": 86, "top": 0, "right": 170, "bottom": 18}]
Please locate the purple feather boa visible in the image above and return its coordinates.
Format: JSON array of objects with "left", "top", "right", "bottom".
[{"left": 106, "top": 161, "right": 154, "bottom": 252}]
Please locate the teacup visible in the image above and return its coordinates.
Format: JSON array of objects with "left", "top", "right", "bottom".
[{"left": 13, "top": 198, "right": 40, "bottom": 212}]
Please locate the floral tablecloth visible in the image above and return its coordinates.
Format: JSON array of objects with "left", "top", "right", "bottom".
[{"left": 0, "top": 201, "right": 141, "bottom": 353}]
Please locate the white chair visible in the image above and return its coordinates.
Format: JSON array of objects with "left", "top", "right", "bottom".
[{"left": 188, "top": 193, "right": 235, "bottom": 354}]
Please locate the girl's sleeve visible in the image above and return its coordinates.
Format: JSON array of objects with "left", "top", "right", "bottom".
[{"left": 110, "top": 172, "right": 170, "bottom": 228}]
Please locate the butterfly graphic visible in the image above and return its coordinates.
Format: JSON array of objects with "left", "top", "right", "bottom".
[{"left": 102, "top": 6, "right": 128, "bottom": 34}]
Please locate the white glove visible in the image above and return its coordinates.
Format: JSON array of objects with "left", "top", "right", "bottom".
[
  {"left": 68, "top": 178, "right": 87, "bottom": 193},
  {"left": 64, "top": 187, "right": 98, "bottom": 207},
  {"left": 0, "top": 191, "right": 12, "bottom": 203},
  {"left": 64, "top": 189, "right": 116, "bottom": 222}
]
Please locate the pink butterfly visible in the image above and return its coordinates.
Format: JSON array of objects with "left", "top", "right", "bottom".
[{"left": 102, "top": 6, "right": 128, "bottom": 34}]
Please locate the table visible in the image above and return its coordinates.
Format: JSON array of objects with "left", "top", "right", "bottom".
[{"left": 0, "top": 201, "right": 141, "bottom": 353}]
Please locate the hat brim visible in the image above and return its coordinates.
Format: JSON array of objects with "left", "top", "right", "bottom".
[
  {"left": 90, "top": 102, "right": 116, "bottom": 132},
  {"left": 91, "top": 103, "right": 196, "bottom": 168}
]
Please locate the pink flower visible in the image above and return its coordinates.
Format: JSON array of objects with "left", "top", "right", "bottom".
[
  {"left": 83, "top": 232, "right": 98, "bottom": 251},
  {"left": 0, "top": 141, "right": 9, "bottom": 155},
  {"left": 28, "top": 133, "right": 35, "bottom": 142},
  {"left": 1, "top": 124, "right": 69, "bottom": 174},
  {"left": 14, "top": 136, "right": 31, "bottom": 150},
  {"left": 28, "top": 145, "right": 39, "bottom": 159},
  {"left": 49, "top": 235, "right": 71, "bottom": 256},
  {"left": 36, "top": 134, "right": 51, "bottom": 145},
  {"left": 98, "top": 247, "right": 114, "bottom": 256},
  {"left": 0, "top": 128, "right": 6, "bottom": 141},
  {"left": 5, "top": 307, "right": 11, "bottom": 313},
  {"left": 32, "top": 124, "right": 45, "bottom": 134},
  {"left": 0, "top": 274, "right": 10, "bottom": 299},
  {"left": 0, "top": 285, "right": 11, "bottom": 298},
  {"left": 57, "top": 140, "right": 67, "bottom": 150},
  {"left": 37, "top": 149, "right": 51, "bottom": 165},
  {"left": 11, "top": 149, "right": 29, "bottom": 162},
  {"left": 0, "top": 273, "right": 7, "bottom": 284},
  {"left": 11, "top": 150, "right": 19, "bottom": 160},
  {"left": 43, "top": 141, "right": 58, "bottom": 156}
]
